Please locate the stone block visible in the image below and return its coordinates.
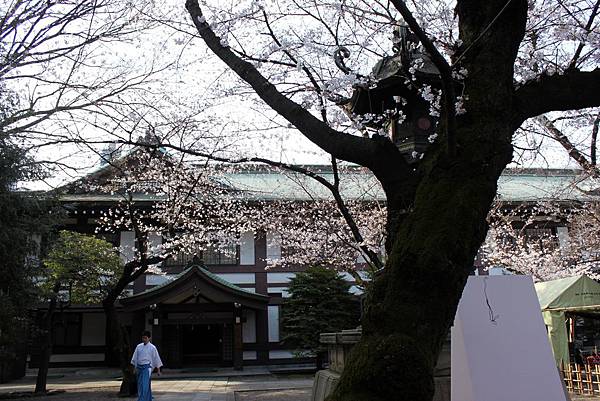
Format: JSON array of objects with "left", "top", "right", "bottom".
[{"left": 311, "top": 369, "right": 340, "bottom": 401}]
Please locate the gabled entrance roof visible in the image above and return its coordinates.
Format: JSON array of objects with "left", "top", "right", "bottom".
[{"left": 119, "top": 264, "right": 268, "bottom": 311}]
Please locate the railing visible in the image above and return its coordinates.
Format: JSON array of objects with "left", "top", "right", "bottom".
[{"left": 562, "top": 363, "right": 600, "bottom": 395}]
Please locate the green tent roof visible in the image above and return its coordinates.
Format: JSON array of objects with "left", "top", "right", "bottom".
[{"left": 535, "top": 275, "right": 600, "bottom": 311}]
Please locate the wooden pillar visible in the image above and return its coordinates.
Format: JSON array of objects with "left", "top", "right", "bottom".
[
  {"left": 233, "top": 303, "right": 243, "bottom": 370},
  {"left": 255, "top": 307, "right": 269, "bottom": 364},
  {"left": 151, "top": 307, "right": 162, "bottom": 352}
]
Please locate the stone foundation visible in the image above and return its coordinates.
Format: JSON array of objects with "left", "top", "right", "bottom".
[{"left": 311, "top": 328, "right": 450, "bottom": 401}]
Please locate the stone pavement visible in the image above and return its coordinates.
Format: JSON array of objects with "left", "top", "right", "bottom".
[{"left": 0, "top": 368, "right": 313, "bottom": 401}]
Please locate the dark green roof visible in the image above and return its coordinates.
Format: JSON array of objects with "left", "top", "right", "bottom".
[
  {"left": 120, "top": 264, "right": 268, "bottom": 310},
  {"left": 60, "top": 155, "right": 600, "bottom": 203}
]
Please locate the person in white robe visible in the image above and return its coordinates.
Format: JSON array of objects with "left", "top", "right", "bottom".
[{"left": 131, "top": 330, "right": 163, "bottom": 401}]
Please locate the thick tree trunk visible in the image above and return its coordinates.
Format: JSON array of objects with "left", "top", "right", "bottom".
[
  {"left": 327, "top": 1, "right": 528, "bottom": 398},
  {"left": 102, "top": 298, "right": 137, "bottom": 396},
  {"left": 326, "top": 151, "right": 512, "bottom": 401},
  {"left": 35, "top": 286, "right": 59, "bottom": 394}
]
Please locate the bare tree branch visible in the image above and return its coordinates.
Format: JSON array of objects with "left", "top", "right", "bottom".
[
  {"left": 538, "top": 114, "right": 599, "bottom": 176},
  {"left": 514, "top": 68, "right": 600, "bottom": 123},
  {"left": 593, "top": 113, "right": 600, "bottom": 166},
  {"left": 568, "top": 0, "right": 600, "bottom": 70},
  {"left": 184, "top": 0, "right": 402, "bottom": 174}
]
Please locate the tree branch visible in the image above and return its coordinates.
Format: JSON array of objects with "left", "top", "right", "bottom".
[
  {"left": 330, "top": 157, "right": 384, "bottom": 270},
  {"left": 592, "top": 113, "right": 600, "bottom": 166},
  {"left": 568, "top": 0, "right": 600, "bottom": 70},
  {"left": 184, "top": 0, "right": 390, "bottom": 170},
  {"left": 389, "top": 0, "right": 457, "bottom": 156},
  {"left": 537, "top": 115, "right": 599, "bottom": 176},
  {"left": 514, "top": 69, "right": 600, "bottom": 123}
]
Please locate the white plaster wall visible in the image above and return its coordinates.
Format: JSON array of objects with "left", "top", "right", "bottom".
[
  {"left": 243, "top": 351, "right": 257, "bottom": 360},
  {"left": 267, "top": 272, "right": 295, "bottom": 284},
  {"left": 268, "top": 305, "right": 280, "bottom": 342},
  {"left": 269, "top": 350, "right": 294, "bottom": 359},
  {"left": 268, "top": 287, "right": 290, "bottom": 298},
  {"left": 239, "top": 230, "right": 255, "bottom": 265},
  {"left": 266, "top": 231, "right": 282, "bottom": 261},
  {"left": 339, "top": 271, "right": 369, "bottom": 281},
  {"left": 243, "top": 310, "right": 256, "bottom": 343},
  {"left": 145, "top": 274, "right": 175, "bottom": 286},
  {"left": 81, "top": 313, "right": 106, "bottom": 346},
  {"left": 349, "top": 286, "right": 363, "bottom": 295},
  {"left": 557, "top": 226, "right": 569, "bottom": 249},
  {"left": 119, "top": 231, "right": 135, "bottom": 263},
  {"left": 489, "top": 267, "right": 511, "bottom": 276},
  {"left": 147, "top": 232, "right": 163, "bottom": 264},
  {"left": 215, "top": 273, "right": 255, "bottom": 284}
]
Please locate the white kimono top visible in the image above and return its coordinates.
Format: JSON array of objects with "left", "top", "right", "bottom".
[{"left": 131, "top": 342, "right": 163, "bottom": 369}]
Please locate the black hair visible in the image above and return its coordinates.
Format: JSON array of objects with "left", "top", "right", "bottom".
[{"left": 142, "top": 330, "right": 152, "bottom": 338}]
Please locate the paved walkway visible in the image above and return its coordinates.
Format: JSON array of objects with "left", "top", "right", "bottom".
[{"left": 0, "top": 368, "right": 313, "bottom": 401}]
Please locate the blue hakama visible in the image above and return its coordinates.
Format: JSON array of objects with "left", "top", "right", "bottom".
[{"left": 136, "top": 363, "right": 152, "bottom": 401}]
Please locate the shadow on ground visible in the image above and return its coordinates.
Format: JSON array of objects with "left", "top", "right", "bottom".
[
  {"left": 0, "top": 389, "right": 124, "bottom": 401},
  {"left": 235, "top": 388, "right": 310, "bottom": 401}
]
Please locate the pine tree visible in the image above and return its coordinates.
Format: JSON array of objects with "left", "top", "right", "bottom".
[{"left": 281, "top": 266, "right": 360, "bottom": 356}]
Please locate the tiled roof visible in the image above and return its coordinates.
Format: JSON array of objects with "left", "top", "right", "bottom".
[
  {"left": 59, "top": 160, "right": 600, "bottom": 203},
  {"left": 122, "top": 264, "right": 265, "bottom": 301}
]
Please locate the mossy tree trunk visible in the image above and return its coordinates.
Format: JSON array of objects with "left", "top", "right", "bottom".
[{"left": 326, "top": 2, "right": 527, "bottom": 400}]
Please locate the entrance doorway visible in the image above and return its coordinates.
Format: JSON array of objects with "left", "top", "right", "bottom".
[{"left": 180, "top": 324, "right": 222, "bottom": 365}]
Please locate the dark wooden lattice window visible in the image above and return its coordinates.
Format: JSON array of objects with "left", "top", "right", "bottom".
[
  {"left": 52, "top": 313, "right": 81, "bottom": 347},
  {"left": 202, "top": 244, "right": 238, "bottom": 265}
]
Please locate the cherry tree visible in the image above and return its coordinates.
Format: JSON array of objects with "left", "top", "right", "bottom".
[
  {"left": 84, "top": 145, "right": 384, "bottom": 393},
  {"left": 166, "top": 1, "right": 600, "bottom": 400},
  {"left": 94, "top": 146, "right": 386, "bottom": 277},
  {"left": 483, "top": 201, "right": 600, "bottom": 281},
  {"left": 85, "top": 147, "right": 254, "bottom": 394}
]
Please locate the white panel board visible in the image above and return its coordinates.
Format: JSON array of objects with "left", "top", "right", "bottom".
[
  {"left": 267, "top": 272, "right": 296, "bottom": 284},
  {"left": 451, "top": 276, "right": 568, "bottom": 401},
  {"left": 266, "top": 231, "right": 282, "bottom": 261},
  {"left": 349, "top": 286, "right": 363, "bottom": 295},
  {"left": 339, "top": 271, "right": 369, "bottom": 282},
  {"left": 269, "top": 350, "right": 294, "bottom": 359},
  {"left": 215, "top": 273, "right": 255, "bottom": 284},
  {"left": 557, "top": 226, "right": 569, "bottom": 249},
  {"left": 268, "top": 305, "right": 280, "bottom": 342},
  {"left": 145, "top": 274, "right": 175, "bottom": 286},
  {"left": 239, "top": 230, "right": 255, "bottom": 265},
  {"left": 243, "top": 351, "right": 257, "bottom": 360},
  {"left": 268, "top": 287, "right": 290, "bottom": 298},
  {"left": 119, "top": 231, "right": 135, "bottom": 263},
  {"left": 147, "top": 232, "right": 163, "bottom": 267},
  {"left": 243, "top": 310, "right": 256, "bottom": 343}
]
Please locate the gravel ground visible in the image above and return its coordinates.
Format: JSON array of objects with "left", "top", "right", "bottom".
[{"left": 234, "top": 388, "right": 311, "bottom": 401}]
